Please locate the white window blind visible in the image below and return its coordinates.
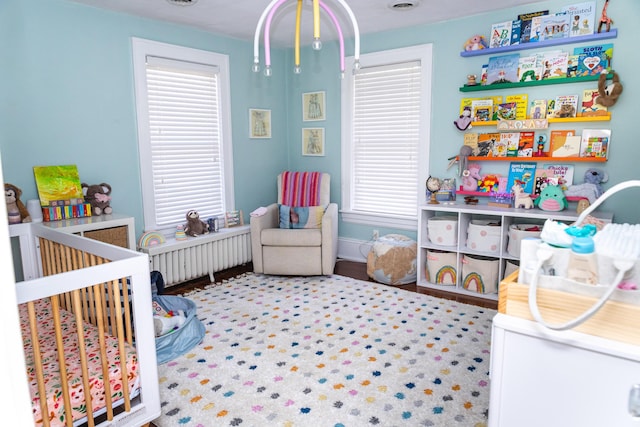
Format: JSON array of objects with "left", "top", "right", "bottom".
[
  {"left": 144, "top": 56, "right": 225, "bottom": 228},
  {"left": 352, "top": 61, "right": 421, "bottom": 217}
]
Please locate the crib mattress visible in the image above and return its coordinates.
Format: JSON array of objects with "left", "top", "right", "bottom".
[{"left": 19, "top": 298, "right": 140, "bottom": 427}]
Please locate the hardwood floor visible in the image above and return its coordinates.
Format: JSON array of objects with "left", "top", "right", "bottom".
[{"left": 162, "top": 259, "right": 498, "bottom": 310}]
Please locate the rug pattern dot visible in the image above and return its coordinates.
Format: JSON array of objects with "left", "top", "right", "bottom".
[{"left": 154, "top": 274, "right": 494, "bottom": 426}]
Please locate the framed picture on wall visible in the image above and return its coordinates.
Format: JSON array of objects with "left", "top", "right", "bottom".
[
  {"left": 302, "top": 128, "right": 325, "bottom": 156},
  {"left": 249, "top": 108, "right": 271, "bottom": 138},
  {"left": 302, "top": 91, "right": 325, "bottom": 121}
]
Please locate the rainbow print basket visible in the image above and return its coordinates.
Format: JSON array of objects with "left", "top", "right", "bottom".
[{"left": 462, "top": 254, "right": 499, "bottom": 294}]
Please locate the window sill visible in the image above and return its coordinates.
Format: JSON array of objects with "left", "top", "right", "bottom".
[{"left": 340, "top": 210, "right": 417, "bottom": 230}]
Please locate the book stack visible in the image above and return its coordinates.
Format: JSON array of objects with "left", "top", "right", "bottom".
[{"left": 41, "top": 198, "right": 93, "bottom": 222}]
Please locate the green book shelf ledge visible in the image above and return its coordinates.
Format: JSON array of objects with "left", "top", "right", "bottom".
[{"left": 460, "top": 73, "right": 613, "bottom": 92}]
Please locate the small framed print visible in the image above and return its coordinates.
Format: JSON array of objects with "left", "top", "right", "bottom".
[
  {"left": 302, "top": 91, "right": 325, "bottom": 121},
  {"left": 249, "top": 109, "right": 271, "bottom": 138},
  {"left": 302, "top": 128, "right": 325, "bottom": 156}
]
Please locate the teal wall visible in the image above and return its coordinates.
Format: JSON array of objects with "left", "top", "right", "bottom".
[{"left": 2, "top": 0, "right": 639, "bottom": 244}]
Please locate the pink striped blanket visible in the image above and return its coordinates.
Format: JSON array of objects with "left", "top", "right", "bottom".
[{"left": 280, "top": 171, "right": 323, "bottom": 207}]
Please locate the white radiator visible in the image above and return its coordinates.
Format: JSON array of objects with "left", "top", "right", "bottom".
[{"left": 138, "top": 225, "right": 252, "bottom": 287}]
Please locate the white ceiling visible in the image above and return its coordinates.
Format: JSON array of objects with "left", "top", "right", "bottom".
[{"left": 69, "top": 0, "right": 548, "bottom": 47}]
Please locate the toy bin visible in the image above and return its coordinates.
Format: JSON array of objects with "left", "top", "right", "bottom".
[
  {"left": 427, "top": 216, "right": 458, "bottom": 246},
  {"left": 153, "top": 295, "right": 206, "bottom": 364},
  {"left": 507, "top": 223, "right": 542, "bottom": 257},
  {"left": 425, "top": 249, "right": 457, "bottom": 285},
  {"left": 504, "top": 259, "right": 519, "bottom": 278},
  {"left": 466, "top": 220, "right": 501, "bottom": 253},
  {"left": 461, "top": 254, "right": 499, "bottom": 294}
]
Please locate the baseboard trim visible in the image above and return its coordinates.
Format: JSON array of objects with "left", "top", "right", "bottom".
[{"left": 337, "top": 237, "right": 374, "bottom": 263}]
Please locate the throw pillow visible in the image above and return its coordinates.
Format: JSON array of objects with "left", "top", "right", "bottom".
[{"left": 278, "top": 205, "right": 326, "bottom": 229}]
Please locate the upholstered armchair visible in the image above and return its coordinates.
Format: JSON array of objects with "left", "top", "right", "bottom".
[{"left": 250, "top": 171, "right": 338, "bottom": 275}]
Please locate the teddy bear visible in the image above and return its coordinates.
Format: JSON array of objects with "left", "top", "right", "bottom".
[
  {"left": 5, "top": 183, "right": 32, "bottom": 224},
  {"left": 564, "top": 168, "right": 609, "bottom": 204},
  {"left": 596, "top": 72, "right": 623, "bottom": 107},
  {"left": 82, "top": 183, "right": 113, "bottom": 215},
  {"left": 184, "top": 210, "right": 209, "bottom": 236}
]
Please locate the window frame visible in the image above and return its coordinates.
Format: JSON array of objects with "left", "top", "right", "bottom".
[
  {"left": 131, "top": 37, "right": 235, "bottom": 234},
  {"left": 340, "top": 44, "right": 432, "bottom": 230}
]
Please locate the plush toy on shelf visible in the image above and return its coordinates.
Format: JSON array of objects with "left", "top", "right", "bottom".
[
  {"left": 564, "top": 168, "right": 609, "bottom": 204},
  {"left": 463, "top": 35, "right": 488, "bottom": 51},
  {"left": 596, "top": 72, "right": 623, "bottom": 107},
  {"left": 82, "top": 183, "right": 112, "bottom": 215},
  {"left": 461, "top": 163, "right": 482, "bottom": 191},
  {"left": 535, "top": 184, "right": 568, "bottom": 212},
  {"left": 5, "top": 183, "right": 32, "bottom": 224},
  {"left": 454, "top": 106, "right": 473, "bottom": 131},
  {"left": 184, "top": 209, "right": 209, "bottom": 236}
]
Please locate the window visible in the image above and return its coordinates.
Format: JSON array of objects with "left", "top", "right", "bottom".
[
  {"left": 341, "top": 44, "right": 432, "bottom": 230},
  {"left": 132, "top": 38, "right": 234, "bottom": 233}
]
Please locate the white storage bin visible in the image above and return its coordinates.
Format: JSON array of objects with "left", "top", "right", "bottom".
[
  {"left": 462, "top": 254, "right": 499, "bottom": 294},
  {"left": 504, "top": 259, "right": 519, "bottom": 277},
  {"left": 427, "top": 216, "right": 458, "bottom": 246},
  {"left": 466, "top": 220, "right": 501, "bottom": 253},
  {"left": 507, "top": 224, "right": 542, "bottom": 257},
  {"left": 425, "top": 250, "right": 457, "bottom": 285}
]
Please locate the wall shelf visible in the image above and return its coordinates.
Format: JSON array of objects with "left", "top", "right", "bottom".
[
  {"left": 460, "top": 74, "right": 611, "bottom": 92},
  {"left": 470, "top": 114, "right": 611, "bottom": 127},
  {"left": 460, "top": 29, "right": 618, "bottom": 57},
  {"left": 463, "top": 156, "right": 607, "bottom": 163},
  {"left": 455, "top": 190, "right": 587, "bottom": 202}
]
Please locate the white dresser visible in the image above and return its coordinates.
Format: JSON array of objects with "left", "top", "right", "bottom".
[{"left": 489, "top": 313, "right": 640, "bottom": 426}]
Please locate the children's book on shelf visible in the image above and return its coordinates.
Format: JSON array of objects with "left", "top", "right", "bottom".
[
  {"left": 561, "top": 1, "right": 596, "bottom": 37},
  {"left": 477, "top": 133, "right": 500, "bottom": 157},
  {"left": 580, "top": 129, "right": 611, "bottom": 158},
  {"left": 501, "top": 132, "right": 520, "bottom": 157},
  {"left": 507, "top": 162, "right": 537, "bottom": 195},
  {"left": 539, "top": 13, "right": 570, "bottom": 41},
  {"left": 518, "top": 131, "right": 535, "bottom": 157},
  {"left": 549, "top": 129, "right": 580, "bottom": 157},
  {"left": 486, "top": 54, "right": 520, "bottom": 85},
  {"left": 463, "top": 133, "right": 479, "bottom": 156},
  {"left": 518, "top": 10, "right": 549, "bottom": 43},
  {"left": 511, "top": 19, "right": 521, "bottom": 45},
  {"left": 490, "top": 20, "right": 513, "bottom": 48},
  {"left": 493, "top": 134, "right": 509, "bottom": 157},
  {"left": 471, "top": 99, "right": 493, "bottom": 122},
  {"left": 528, "top": 15, "right": 546, "bottom": 42},
  {"left": 550, "top": 94, "right": 579, "bottom": 118},
  {"left": 529, "top": 99, "right": 547, "bottom": 119},
  {"left": 518, "top": 55, "right": 540, "bottom": 82},
  {"left": 459, "top": 96, "right": 503, "bottom": 115},
  {"left": 580, "top": 88, "right": 608, "bottom": 117},
  {"left": 506, "top": 94, "right": 528, "bottom": 120},
  {"left": 534, "top": 164, "right": 575, "bottom": 195},
  {"left": 574, "top": 43, "right": 614, "bottom": 76},
  {"left": 541, "top": 51, "right": 569, "bottom": 79},
  {"left": 566, "top": 54, "right": 579, "bottom": 77},
  {"left": 496, "top": 102, "right": 517, "bottom": 121},
  {"left": 480, "top": 64, "right": 488, "bottom": 85}
]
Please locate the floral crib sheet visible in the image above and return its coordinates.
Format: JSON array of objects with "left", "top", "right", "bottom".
[{"left": 19, "top": 298, "right": 140, "bottom": 427}]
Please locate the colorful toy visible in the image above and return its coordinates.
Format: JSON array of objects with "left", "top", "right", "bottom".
[
  {"left": 596, "top": 72, "right": 623, "bottom": 107},
  {"left": 512, "top": 183, "right": 534, "bottom": 209},
  {"left": 5, "top": 183, "right": 32, "bottom": 224},
  {"left": 534, "top": 184, "right": 568, "bottom": 212},
  {"left": 154, "top": 309, "right": 186, "bottom": 336},
  {"left": 184, "top": 209, "right": 209, "bottom": 236},
  {"left": 463, "top": 35, "right": 488, "bottom": 51},
  {"left": 564, "top": 168, "right": 609, "bottom": 204},
  {"left": 454, "top": 107, "right": 472, "bottom": 131},
  {"left": 82, "top": 183, "right": 112, "bottom": 216},
  {"left": 597, "top": 0, "right": 613, "bottom": 33}
]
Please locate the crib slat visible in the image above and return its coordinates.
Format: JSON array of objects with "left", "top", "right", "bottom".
[
  {"left": 51, "top": 295, "right": 74, "bottom": 427},
  {"left": 72, "top": 289, "right": 95, "bottom": 427},
  {"left": 121, "top": 277, "right": 133, "bottom": 345},
  {"left": 93, "top": 283, "right": 114, "bottom": 421},
  {"left": 27, "top": 301, "right": 50, "bottom": 427},
  {"left": 109, "top": 279, "right": 132, "bottom": 411}
]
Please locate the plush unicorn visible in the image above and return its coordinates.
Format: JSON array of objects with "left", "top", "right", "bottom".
[{"left": 512, "top": 183, "right": 534, "bottom": 209}]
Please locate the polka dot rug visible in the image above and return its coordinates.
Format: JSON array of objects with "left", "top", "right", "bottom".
[{"left": 154, "top": 273, "right": 495, "bottom": 427}]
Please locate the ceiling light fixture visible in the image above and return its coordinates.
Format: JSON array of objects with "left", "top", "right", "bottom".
[
  {"left": 252, "top": 0, "right": 360, "bottom": 78},
  {"left": 388, "top": 1, "right": 419, "bottom": 11},
  {"left": 166, "top": 0, "right": 199, "bottom": 5}
]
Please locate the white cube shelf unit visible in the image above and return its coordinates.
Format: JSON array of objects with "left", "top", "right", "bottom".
[{"left": 417, "top": 204, "right": 613, "bottom": 301}]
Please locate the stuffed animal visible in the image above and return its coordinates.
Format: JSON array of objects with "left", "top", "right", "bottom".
[
  {"left": 564, "top": 168, "right": 609, "bottom": 204},
  {"left": 454, "top": 107, "right": 473, "bottom": 131},
  {"left": 5, "top": 183, "right": 32, "bottom": 224},
  {"left": 184, "top": 210, "right": 209, "bottom": 236},
  {"left": 596, "top": 72, "right": 623, "bottom": 107},
  {"left": 534, "top": 184, "right": 568, "bottom": 212},
  {"left": 461, "top": 163, "right": 481, "bottom": 192},
  {"left": 154, "top": 310, "right": 186, "bottom": 336},
  {"left": 82, "top": 183, "right": 112, "bottom": 215},
  {"left": 463, "top": 35, "right": 488, "bottom": 51}
]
